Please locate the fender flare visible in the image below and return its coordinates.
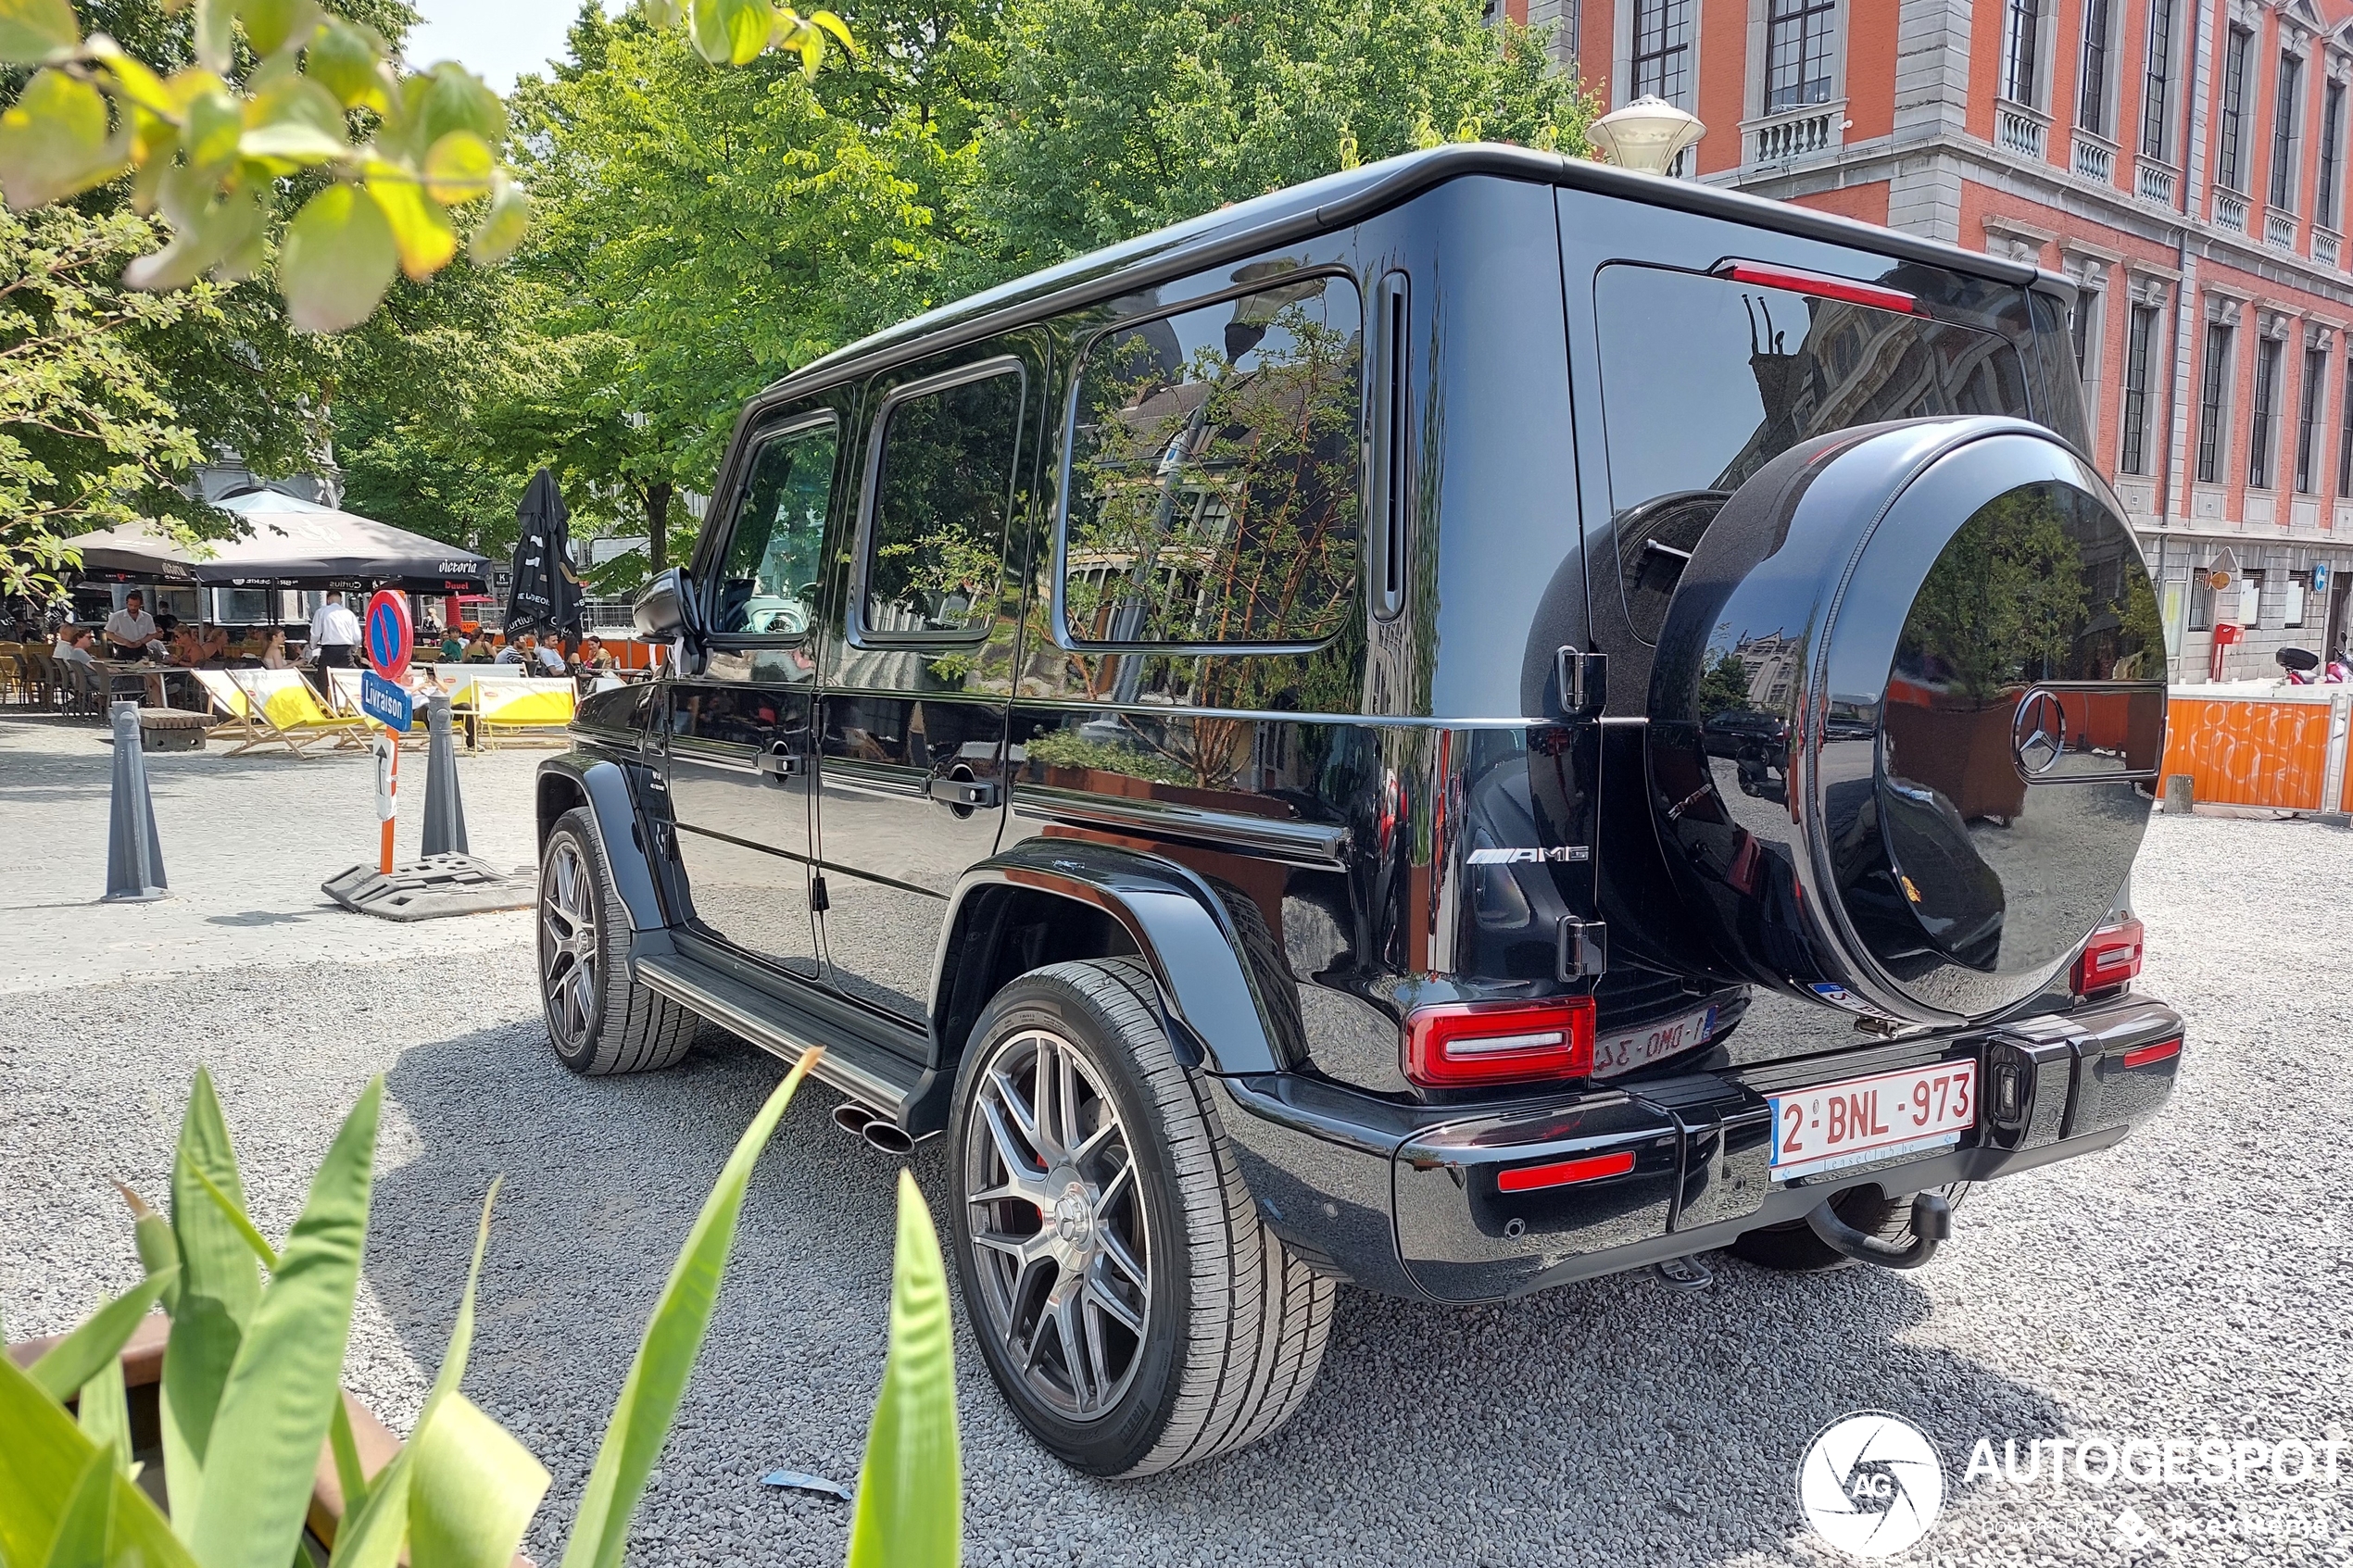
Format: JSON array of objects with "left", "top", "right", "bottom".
[
  {"left": 931, "top": 838, "right": 1291, "bottom": 1076},
  {"left": 536, "top": 756, "right": 668, "bottom": 933}
]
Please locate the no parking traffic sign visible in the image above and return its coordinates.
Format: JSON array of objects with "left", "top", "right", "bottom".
[{"left": 361, "top": 589, "right": 414, "bottom": 730}]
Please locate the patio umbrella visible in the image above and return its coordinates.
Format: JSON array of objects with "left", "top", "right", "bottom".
[
  {"left": 68, "top": 489, "right": 489, "bottom": 591},
  {"left": 505, "top": 468, "right": 582, "bottom": 638}
]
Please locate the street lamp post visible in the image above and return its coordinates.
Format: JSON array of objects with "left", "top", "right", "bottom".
[{"left": 1586, "top": 94, "right": 1707, "bottom": 176}]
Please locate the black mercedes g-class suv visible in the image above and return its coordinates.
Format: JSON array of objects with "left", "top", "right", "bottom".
[{"left": 534, "top": 144, "right": 2183, "bottom": 1477}]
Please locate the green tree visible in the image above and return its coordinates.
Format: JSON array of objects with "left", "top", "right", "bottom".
[{"left": 963, "top": 0, "right": 1592, "bottom": 276}]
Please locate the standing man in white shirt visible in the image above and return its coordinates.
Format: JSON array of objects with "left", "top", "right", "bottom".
[
  {"left": 103, "top": 591, "right": 159, "bottom": 659},
  {"left": 309, "top": 589, "right": 363, "bottom": 669}
]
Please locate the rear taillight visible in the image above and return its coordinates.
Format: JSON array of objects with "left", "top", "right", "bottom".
[
  {"left": 2120, "top": 1036, "right": 2182, "bottom": 1070},
  {"left": 1496, "top": 1149, "right": 1634, "bottom": 1193},
  {"left": 1403, "top": 998, "right": 1596, "bottom": 1088},
  {"left": 2072, "top": 916, "right": 2144, "bottom": 996}
]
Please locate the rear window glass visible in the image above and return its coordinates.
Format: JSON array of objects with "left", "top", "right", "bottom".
[
  {"left": 1596, "top": 264, "right": 2032, "bottom": 641},
  {"left": 1061, "top": 273, "right": 1363, "bottom": 646}
]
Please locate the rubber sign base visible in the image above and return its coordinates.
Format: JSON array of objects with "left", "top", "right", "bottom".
[{"left": 322, "top": 854, "right": 534, "bottom": 922}]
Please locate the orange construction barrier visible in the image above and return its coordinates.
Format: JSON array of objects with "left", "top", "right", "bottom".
[{"left": 2158, "top": 686, "right": 2336, "bottom": 810}]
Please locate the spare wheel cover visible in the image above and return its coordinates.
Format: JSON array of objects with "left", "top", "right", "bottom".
[{"left": 1644, "top": 416, "right": 2166, "bottom": 1025}]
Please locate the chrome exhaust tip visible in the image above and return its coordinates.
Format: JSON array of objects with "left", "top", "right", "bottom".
[
  {"left": 832, "top": 1102, "right": 878, "bottom": 1138},
  {"left": 861, "top": 1119, "right": 915, "bottom": 1156}
]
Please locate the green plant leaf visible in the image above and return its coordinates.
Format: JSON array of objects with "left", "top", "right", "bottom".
[
  {"left": 846, "top": 1170, "right": 960, "bottom": 1568},
  {"left": 192, "top": 0, "right": 233, "bottom": 73},
  {"left": 329, "top": 1178, "right": 502, "bottom": 1568},
  {"left": 278, "top": 182, "right": 399, "bottom": 332},
  {"left": 75, "top": 1355, "right": 133, "bottom": 1479},
  {"left": 411, "top": 62, "right": 505, "bottom": 150},
  {"left": 559, "top": 1055, "right": 820, "bottom": 1568},
  {"left": 304, "top": 18, "right": 384, "bottom": 107},
  {"left": 191, "top": 1162, "right": 282, "bottom": 1272},
  {"left": 158, "top": 1067, "right": 263, "bottom": 1530},
  {"left": 422, "top": 129, "right": 492, "bottom": 204},
  {"left": 239, "top": 75, "right": 350, "bottom": 164},
  {"left": 328, "top": 1397, "right": 370, "bottom": 1520},
  {"left": 689, "top": 0, "right": 770, "bottom": 64},
  {"left": 186, "top": 1079, "right": 381, "bottom": 1568},
  {"left": 0, "top": 1354, "right": 197, "bottom": 1568},
  {"left": 808, "top": 9, "right": 856, "bottom": 53},
  {"left": 365, "top": 169, "right": 458, "bottom": 279},
  {"left": 28, "top": 1272, "right": 176, "bottom": 1403},
  {"left": 39, "top": 1445, "right": 113, "bottom": 1568},
  {"left": 636, "top": 0, "right": 686, "bottom": 27},
  {"left": 408, "top": 1394, "right": 549, "bottom": 1568},
  {"left": 467, "top": 171, "right": 530, "bottom": 265},
  {"left": 0, "top": 69, "right": 130, "bottom": 210},
  {"left": 0, "top": 0, "right": 78, "bottom": 65},
  {"left": 240, "top": 0, "right": 321, "bottom": 59}
]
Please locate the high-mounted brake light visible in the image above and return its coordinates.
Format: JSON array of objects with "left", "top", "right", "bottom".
[
  {"left": 2120, "top": 1036, "right": 2182, "bottom": 1071},
  {"left": 2072, "top": 916, "right": 2145, "bottom": 996},
  {"left": 1714, "top": 260, "right": 1924, "bottom": 316},
  {"left": 1403, "top": 997, "right": 1596, "bottom": 1088},
  {"left": 1497, "top": 1148, "right": 1636, "bottom": 1193}
]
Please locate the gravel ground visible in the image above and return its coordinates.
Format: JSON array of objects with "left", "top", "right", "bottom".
[{"left": 3, "top": 711, "right": 2350, "bottom": 1566}]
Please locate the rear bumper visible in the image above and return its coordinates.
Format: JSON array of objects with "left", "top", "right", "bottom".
[{"left": 1214, "top": 993, "right": 2183, "bottom": 1303}]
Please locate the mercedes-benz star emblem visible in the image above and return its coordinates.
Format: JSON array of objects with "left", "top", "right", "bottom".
[{"left": 2012, "top": 688, "right": 2068, "bottom": 777}]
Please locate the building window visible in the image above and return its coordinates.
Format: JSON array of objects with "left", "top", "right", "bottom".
[
  {"left": 2239, "top": 569, "right": 2265, "bottom": 627},
  {"left": 1763, "top": 0, "right": 1836, "bottom": 111},
  {"left": 1631, "top": 0, "right": 1694, "bottom": 107},
  {"left": 2219, "top": 26, "right": 2252, "bottom": 193},
  {"left": 2197, "top": 320, "right": 2233, "bottom": 483},
  {"left": 2285, "top": 571, "right": 2309, "bottom": 627},
  {"left": 2322, "top": 82, "right": 2345, "bottom": 230},
  {"left": 2078, "top": 0, "right": 2112, "bottom": 134},
  {"left": 2121, "top": 302, "right": 2159, "bottom": 475},
  {"left": 2189, "top": 571, "right": 2213, "bottom": 630},
  {"left": 2003, "top": 0, "right": 2043, "bottom": 105},
  {"left": 2271, "top": 54, "right": 2305, "bottom": 211},
  {"left": 2298, "top": 345, "right": 2328, "bottom": 494},
  {"left": 2341, "top": 351, "right": 2353, "bottom": 495},
  {"left": 2142, "top": 0, "right": 2175, "bottom": 157},
  {"left": 2071, "top": 289, "right": 2100, "bottom": 377},
  {"left": 2250, "top": 336, "right": 2284, "bottom": 491}
]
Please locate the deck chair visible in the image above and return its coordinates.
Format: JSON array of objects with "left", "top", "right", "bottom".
[
  {"left": 195, "top": 669, "right": 373, "bottom": 757},
  {"left": 322, "top": 667, "right": 426, "bottom": 744},
  {"left": 470, "top": 673, "right": 575, "bottom": 748}
]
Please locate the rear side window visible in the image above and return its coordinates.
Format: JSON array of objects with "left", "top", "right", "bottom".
[
  {"left": 712, "top": 418, "right": 836, "bottom": 638},
  {"left": 862, "top": 362, "right": 1026, "bottom": 640},
  {"left": 1596, "top": 264, "right": 2032, "bottom": 641},
  {"left": 1061, "top": 273, "right": 1363, "bottom": 646}
]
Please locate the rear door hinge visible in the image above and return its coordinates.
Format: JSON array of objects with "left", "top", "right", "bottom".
[
  {"left": 1557, "top": 648, "right": 1607, "bottom": 716},
  {"left": 811, "top": 874, "right": 829, "bottom": 913},
  {"left": 1557, "top": 917, "right": 1608, "bottom": 980}
]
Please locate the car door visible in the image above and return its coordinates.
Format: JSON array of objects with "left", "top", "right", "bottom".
[
  {"left": 812, "top": 342, "right": 1041, "bottom": 1031},
  {"left": 661, "top": 408, "right": 841, "bottom": 983}
]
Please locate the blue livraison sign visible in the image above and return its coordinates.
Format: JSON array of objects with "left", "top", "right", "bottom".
[{"left": 359, "top": 670, "right": 413, "bottom": 731}]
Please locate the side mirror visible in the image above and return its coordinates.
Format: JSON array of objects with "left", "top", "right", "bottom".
[{"left": 634, "top": 568, "right": 699, "bottom": 641}]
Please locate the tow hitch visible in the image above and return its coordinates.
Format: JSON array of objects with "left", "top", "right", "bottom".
[{"left": 1804, "top": 1192, "right": 1953, "bottom": 1271}]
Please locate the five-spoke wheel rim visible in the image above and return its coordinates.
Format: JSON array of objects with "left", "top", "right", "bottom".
[
  {"left": 540, "top": 837, "right": 598, "bottom": 1053},
  {"left": 963, "top": 1027, "right": 1151, "bottom": 1422}
]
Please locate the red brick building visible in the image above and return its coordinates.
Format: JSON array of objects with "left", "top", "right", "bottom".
[{"left": 1517, "top": 0, "right": 2353, "bottom": 681}]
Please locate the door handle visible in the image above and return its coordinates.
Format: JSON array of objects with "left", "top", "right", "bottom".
[
  {"left": 756, "top": 746, "right": 800, "bottom": 780},
  {"left": 928, "top": 774, "right": 999, "bottom": 809}
]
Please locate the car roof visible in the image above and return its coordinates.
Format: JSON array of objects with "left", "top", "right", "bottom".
[{"left": 753, "top": 143, "right": 2053, "bottom": 414}]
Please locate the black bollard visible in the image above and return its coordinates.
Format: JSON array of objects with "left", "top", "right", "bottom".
[
  {"left": 421, "top": 694, "right": 469, "bottom": 857},
  {"left": 103, "top": 701, "right": 169, "bottom": 902}
]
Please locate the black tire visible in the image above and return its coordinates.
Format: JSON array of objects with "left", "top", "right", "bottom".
[
  {"left": 1730, "top": 1181, "right": 1972, "bottom": 1273},
  {"left": 949, "top": 958, "right": 1334, "bottom": 1476},
  {"left": 537, "top": 807, "right": 696, "bottom": 1076}
]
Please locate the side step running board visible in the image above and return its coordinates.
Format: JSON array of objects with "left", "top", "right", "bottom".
[{"left": 635, "top": 952, "right": 923, "bottom": 1121}]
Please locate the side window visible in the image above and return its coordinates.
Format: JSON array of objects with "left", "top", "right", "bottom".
[
  {"left": 1061, "top": 274, "right": 1363, "bottom": 646},
  {"left": 1594, "top": 264, "right": 2032, "bottom": 643},
  {"left": 711, "top": 419, "right": 837, "bottom": 638},
  {"left": 862, "top": 364, "right": 1025, "bottom": 640}
]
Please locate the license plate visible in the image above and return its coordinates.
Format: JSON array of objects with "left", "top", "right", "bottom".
[
  {"left": 1592, "top": 1004, "right": 1718, "bottom": 1081},
  {"left": 1767, "top": 1060, "right": 1977, "bottom": 1183}
]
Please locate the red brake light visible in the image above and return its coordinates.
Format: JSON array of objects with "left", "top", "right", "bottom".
[
  {"left": 2072, "top": 916, "right": 2145, "bottom": 996},
  {"left": 1496, "top": 1148, "right": 1636, "bottom": 1193},
  {"left": 1714, "top": 260, "right": 1924, "bottom": 316},
  {"left": 1403, "top": 998, "right": 1596, "bottom": 1088}
]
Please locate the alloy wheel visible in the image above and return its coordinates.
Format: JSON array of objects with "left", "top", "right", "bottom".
[
  {"left": 963, "top": 1027, "right": 1151, "bottom": 1421},
  {"left": 540, "top": 837, "right": 598, "bottom": 1051}
]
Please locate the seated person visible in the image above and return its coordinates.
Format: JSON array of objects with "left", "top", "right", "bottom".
[
  {"left": 573, "top": 634, "right": 617, "bottom": 673},
  {"left": 258, "top": 629, "right": 293, "bottom": 669},
  {"left": 440, "top": 626, "right": 468, "bottom": 661},
  {"left": 103, "top": 592, "right": 159, "bottom": 659},
  {"left": 53, "top": 626, "right": 97, "bottom": 668},
  {"left": 534, "top": 637, "right": 570, "bottom": 676},
  {"left": 496, "top": 634, "right": 530, "bottom": 666},
  {"left": 460, "top": 632, "right": 496, "bottom": 663}
]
